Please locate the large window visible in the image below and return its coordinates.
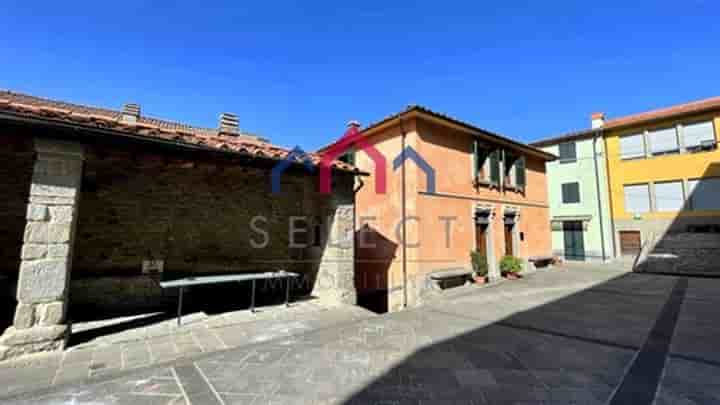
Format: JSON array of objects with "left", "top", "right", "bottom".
[
  {"left": 620, "top": 133, "right": 645, "bottom": 159},
  {"left": 624, "top": 184, "right": 650, "bottom": 213},
  {"left": 561, "top": 182, "right": 580, "bottom": 203},
  {"left": 558, "top": 142, "right": 577, "bottom": 163},
  {"left": 648, "top": 127, "right": 679, "bottom": 155},
  {"left": 687, "top": 177, "right": 720, "bottom": 210},
  {"left": 654, "top": 181, "right": 684, "bottom": 211},
  {"left": 683, "top": 121, "right": 716, "bottom": 150}
]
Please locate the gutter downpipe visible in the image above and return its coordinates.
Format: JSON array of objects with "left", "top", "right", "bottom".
[
  {"left": 399, "top": 119, "right": 408, "bottom": 309},
  {"left": 602, "top": 133, "right": 618, "bottom": 259},
  {"left": 592, "top": 130, "right": 608, "bottom": 261}
]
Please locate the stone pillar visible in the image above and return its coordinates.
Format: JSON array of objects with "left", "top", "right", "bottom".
[
  {"left": 311, "top": 187, "right": 356, "bottom": 306},
  {"left": 0, "top": 139, "right": 84, "bottom": 361}
]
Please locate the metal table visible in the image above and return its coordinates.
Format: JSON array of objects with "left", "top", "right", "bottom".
[{"left": 159, "top": 271, "right": 300, "bottom": 326}]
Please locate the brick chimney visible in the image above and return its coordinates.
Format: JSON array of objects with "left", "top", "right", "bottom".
[
  {"left": 591, "top": 112, "right": 605, "bottom": 129},
  {"left": 121, "top": 103, "right": 140, "bottom": 123},
  {"left": 219, "top": 112, "right": 239, "bottom": 135}
]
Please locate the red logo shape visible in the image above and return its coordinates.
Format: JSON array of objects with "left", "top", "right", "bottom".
[{"left": 320, "top": 123, "right": 387, "bottom": 194}]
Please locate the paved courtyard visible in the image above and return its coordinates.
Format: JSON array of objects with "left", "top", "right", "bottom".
[{"left": 3, "top": 263, "right": 720, "bottom": 404}]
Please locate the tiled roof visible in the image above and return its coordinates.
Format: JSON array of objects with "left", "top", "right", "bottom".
[
  {"left": 532, "top": 96, "right": 720, "bottom": 146},
  {"left": 603, "top": 96, "right": 720, "bottom": 129},
  {"left": 0, "top": 90, "right": 356, "bottom": 172},
  {"left": 318, "top": 104, "right": 556, "bottom": 161},
  {"left": 529, "top": 128, "right": 596, "bottom": 148}
]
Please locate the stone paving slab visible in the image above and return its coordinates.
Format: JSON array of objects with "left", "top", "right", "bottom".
[
  {"left": 0, "top": 301, "right": 375, "bottom": 399},
  {"left": 6, "top": 264, "right": 720, "bottom": 404}
]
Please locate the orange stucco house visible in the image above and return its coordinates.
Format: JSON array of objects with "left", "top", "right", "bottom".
[{"left": 321, "top": 106, "right": 556, "bottom": 312}]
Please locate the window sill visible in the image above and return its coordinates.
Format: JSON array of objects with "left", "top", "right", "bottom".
[{"left": 473, "top": 178, "right": 498, "bottom": 188}]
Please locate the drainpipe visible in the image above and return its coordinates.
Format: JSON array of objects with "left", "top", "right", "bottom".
[
  {"left": 592, "top": 130, "right": 608, "bottom": 261},
  {"left": 399, "top": 119, "right": 408, "bottom": 309},
  {"left": 603, "top": 134, "right": 618, "bottom": 258}
]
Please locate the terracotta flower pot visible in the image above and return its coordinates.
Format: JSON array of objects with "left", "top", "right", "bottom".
[
  {"left": 474, "top": 275, "right": 487, "bottom": 284},
  {"left": 504, "top": 272, "right": 521, "bottom": 280}
]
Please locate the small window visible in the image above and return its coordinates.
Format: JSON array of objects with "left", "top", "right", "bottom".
[
  {"left": 687, "top": 177, "right": 720, "bottom": 211},
  {"left": 472, "top": 140, "right": 489, "bottom": 180},
  {"left": 561, "top": 182, "right": 580, "bottom": 203},
  {"left": 339, "top": 151, "right": 355, "bottom": 165},
  {"left": 648, "top": 127, "right": 679, "bottom": 155},
  {"left": 558, "top": 142, "right": 577, "bottom": 163},
  {"left": 620, "top": 133, "right": 645, "bottom": 159},
  {"left": 624, "top": 184, "right": 651, "bottom": 213},
  {"left": 654, "top": 181, "right": 684, "bottom": 212},
  {"left": 683, "top": 121, "right": 716, "bottom": 150}
]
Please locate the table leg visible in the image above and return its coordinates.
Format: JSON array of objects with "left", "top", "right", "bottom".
[
  {"left": 177, "top": 286, "right": 184, "bottom": 327},
  {"left": 285, "top": 277, "right": 291, "bottom": 307},
  {"left": 250, "top": 279, "right": 256, "bottom": 313}
]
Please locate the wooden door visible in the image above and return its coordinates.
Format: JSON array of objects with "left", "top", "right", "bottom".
[
  {"left": 475, "top": 223, "right": 488, "bottom": 256},
  {"left": 619, "top": 231, "right": 641, "bottom": 256},
  {"left": 563, "top": 221, "right": 585, "bottom": 261},
  {"left": 504, "top": 224, "right": 514, "bottom": 256}
]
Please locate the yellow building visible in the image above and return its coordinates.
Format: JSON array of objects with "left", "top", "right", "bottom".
[{"left": 597, "top": 97, "right": 720, "bottom": 257}]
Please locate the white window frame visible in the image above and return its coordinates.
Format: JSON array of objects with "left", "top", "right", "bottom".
[
  {"left": 620, "top": 133, "right": 646, "bottom": 160},
  {"left": 647, "top": 126, "right": 680, "bottom": 156},
  {"left": 681, "top": 120, "right": 717, "bottom": 151},
  {"left": 654, "top": 180, "right": 685, "bottom": 212},
  {"left": 624, "top": 183, "right": 651, "bottom": 214}
]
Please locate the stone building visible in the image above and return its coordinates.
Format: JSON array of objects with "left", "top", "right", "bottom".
[{"left": 0, "top": 91, "right": 358, "bottom": 360}]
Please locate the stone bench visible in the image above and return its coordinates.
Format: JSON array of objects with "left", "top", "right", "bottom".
[
  {"left": 428, "top": 268, "right": 473, "bottom": 290},
  {"left": 528, "top": 255, "right": 554, "bottom": 270}
]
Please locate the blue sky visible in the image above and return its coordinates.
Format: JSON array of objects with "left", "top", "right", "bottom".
[{"left": 1, "top": 1, "right": 718, "bottom": 150}]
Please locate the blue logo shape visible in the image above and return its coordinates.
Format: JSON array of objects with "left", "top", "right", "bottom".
[
  {"left": 272, "top": 146, "right": 315, "bottom": 193},
  {"left": 393, "top": 146, "right": 436, "bottom": 194}
]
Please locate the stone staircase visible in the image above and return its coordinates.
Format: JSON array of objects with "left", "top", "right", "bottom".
[{"left": 636, "top": 233, "right": 720, "bottom": 275}]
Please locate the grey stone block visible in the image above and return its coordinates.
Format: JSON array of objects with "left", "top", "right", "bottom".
[
  {"left": 49, "top": 206, "right": 74, "bottom": 224},
  {"left": 27, "top": 204, "right": 49, "bottom": 221},
  {"left": 17, "top": 260, "right": 68, "bottom": 303},
  {"left": 24, "top": 222, "right": 48, "bottom": 243},
  {"left": 13, "top": 303, "right": 36, "bottom": 329},
  {"left": 39, "top": 301, "right": 65, "bottom": 326},
  {"left": 0, "top": 325, "right": 68, "bottom": 346},
  {"left": 21, "top": 244, "right": 47, "bottom": 260},
  {"left": 48, "top": 244, "right": 70, "bottom": 258},
  {"left": 47, "top": 224, "right": 71, "bottom": 243}
]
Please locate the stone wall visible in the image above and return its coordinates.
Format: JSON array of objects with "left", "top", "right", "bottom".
[
  {"left": 0, "top": 135, "right": 34, "bottom": 275},
  {"left": 639, "top": 232, "right": 720, "bottom": 275},
  {"left": 69, "top": 144, "right": 355, "bottom": 314}
]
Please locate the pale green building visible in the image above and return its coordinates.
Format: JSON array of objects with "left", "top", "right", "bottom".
[{"left": 531, "top": 130, "right": 615, "bottom": 261}]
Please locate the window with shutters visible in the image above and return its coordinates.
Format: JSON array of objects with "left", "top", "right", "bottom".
[
  {"left": 648, "top": 127, "right": 679, "bottom": 156},
  {"left": 558, "top": 142, "right": 576, "bottom": 163},
  {"left": 624, "top": 184, "right": 651, "bottom": 213},
  {"left": 688, "top": 177, "right": 720, "bottom": 211},
  {"left": 654, "top": 181, "right": 684, "bottom": 212},
  {"left": 472, "top": 140, "right": 490, "bottom": 183},
  {"left": 682, "top": 121, "right": 716, "bottom": 151},
  {"left": 489, "top": 149, "right": 501, "bottom": 186},
  {"left": 620, "top": 133, "right": 646, "bottom": 159},
  {"left": 561, "top": 182, "right": 580, "bottom": 204},
  {"left": 502, "top": 151, "right": 526, "bottom": 192}
]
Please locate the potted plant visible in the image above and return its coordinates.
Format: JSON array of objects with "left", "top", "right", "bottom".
[
  {"left": 500, "top": 255, "right": 523, "bottom": 279},
  {"left": 470, "top": 250, "right": 488, "bottom": 284}
]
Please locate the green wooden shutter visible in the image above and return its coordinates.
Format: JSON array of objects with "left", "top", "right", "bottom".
[
  {"left": 516, "top": 156, "right": 526, "bottom": 189},
  {"left": 472, "top": 139, "right": 479, "bottom": 178},
  {"left": 489, "top": 149, "right": 500, "bottom": 185}
]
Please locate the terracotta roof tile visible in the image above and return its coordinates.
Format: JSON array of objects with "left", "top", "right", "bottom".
[
  {"left": 603, "top": 96, "right": 720, "bottom": 129},
  {"left": 0, "top": 90, "right": 356, "bottom": 172}
]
